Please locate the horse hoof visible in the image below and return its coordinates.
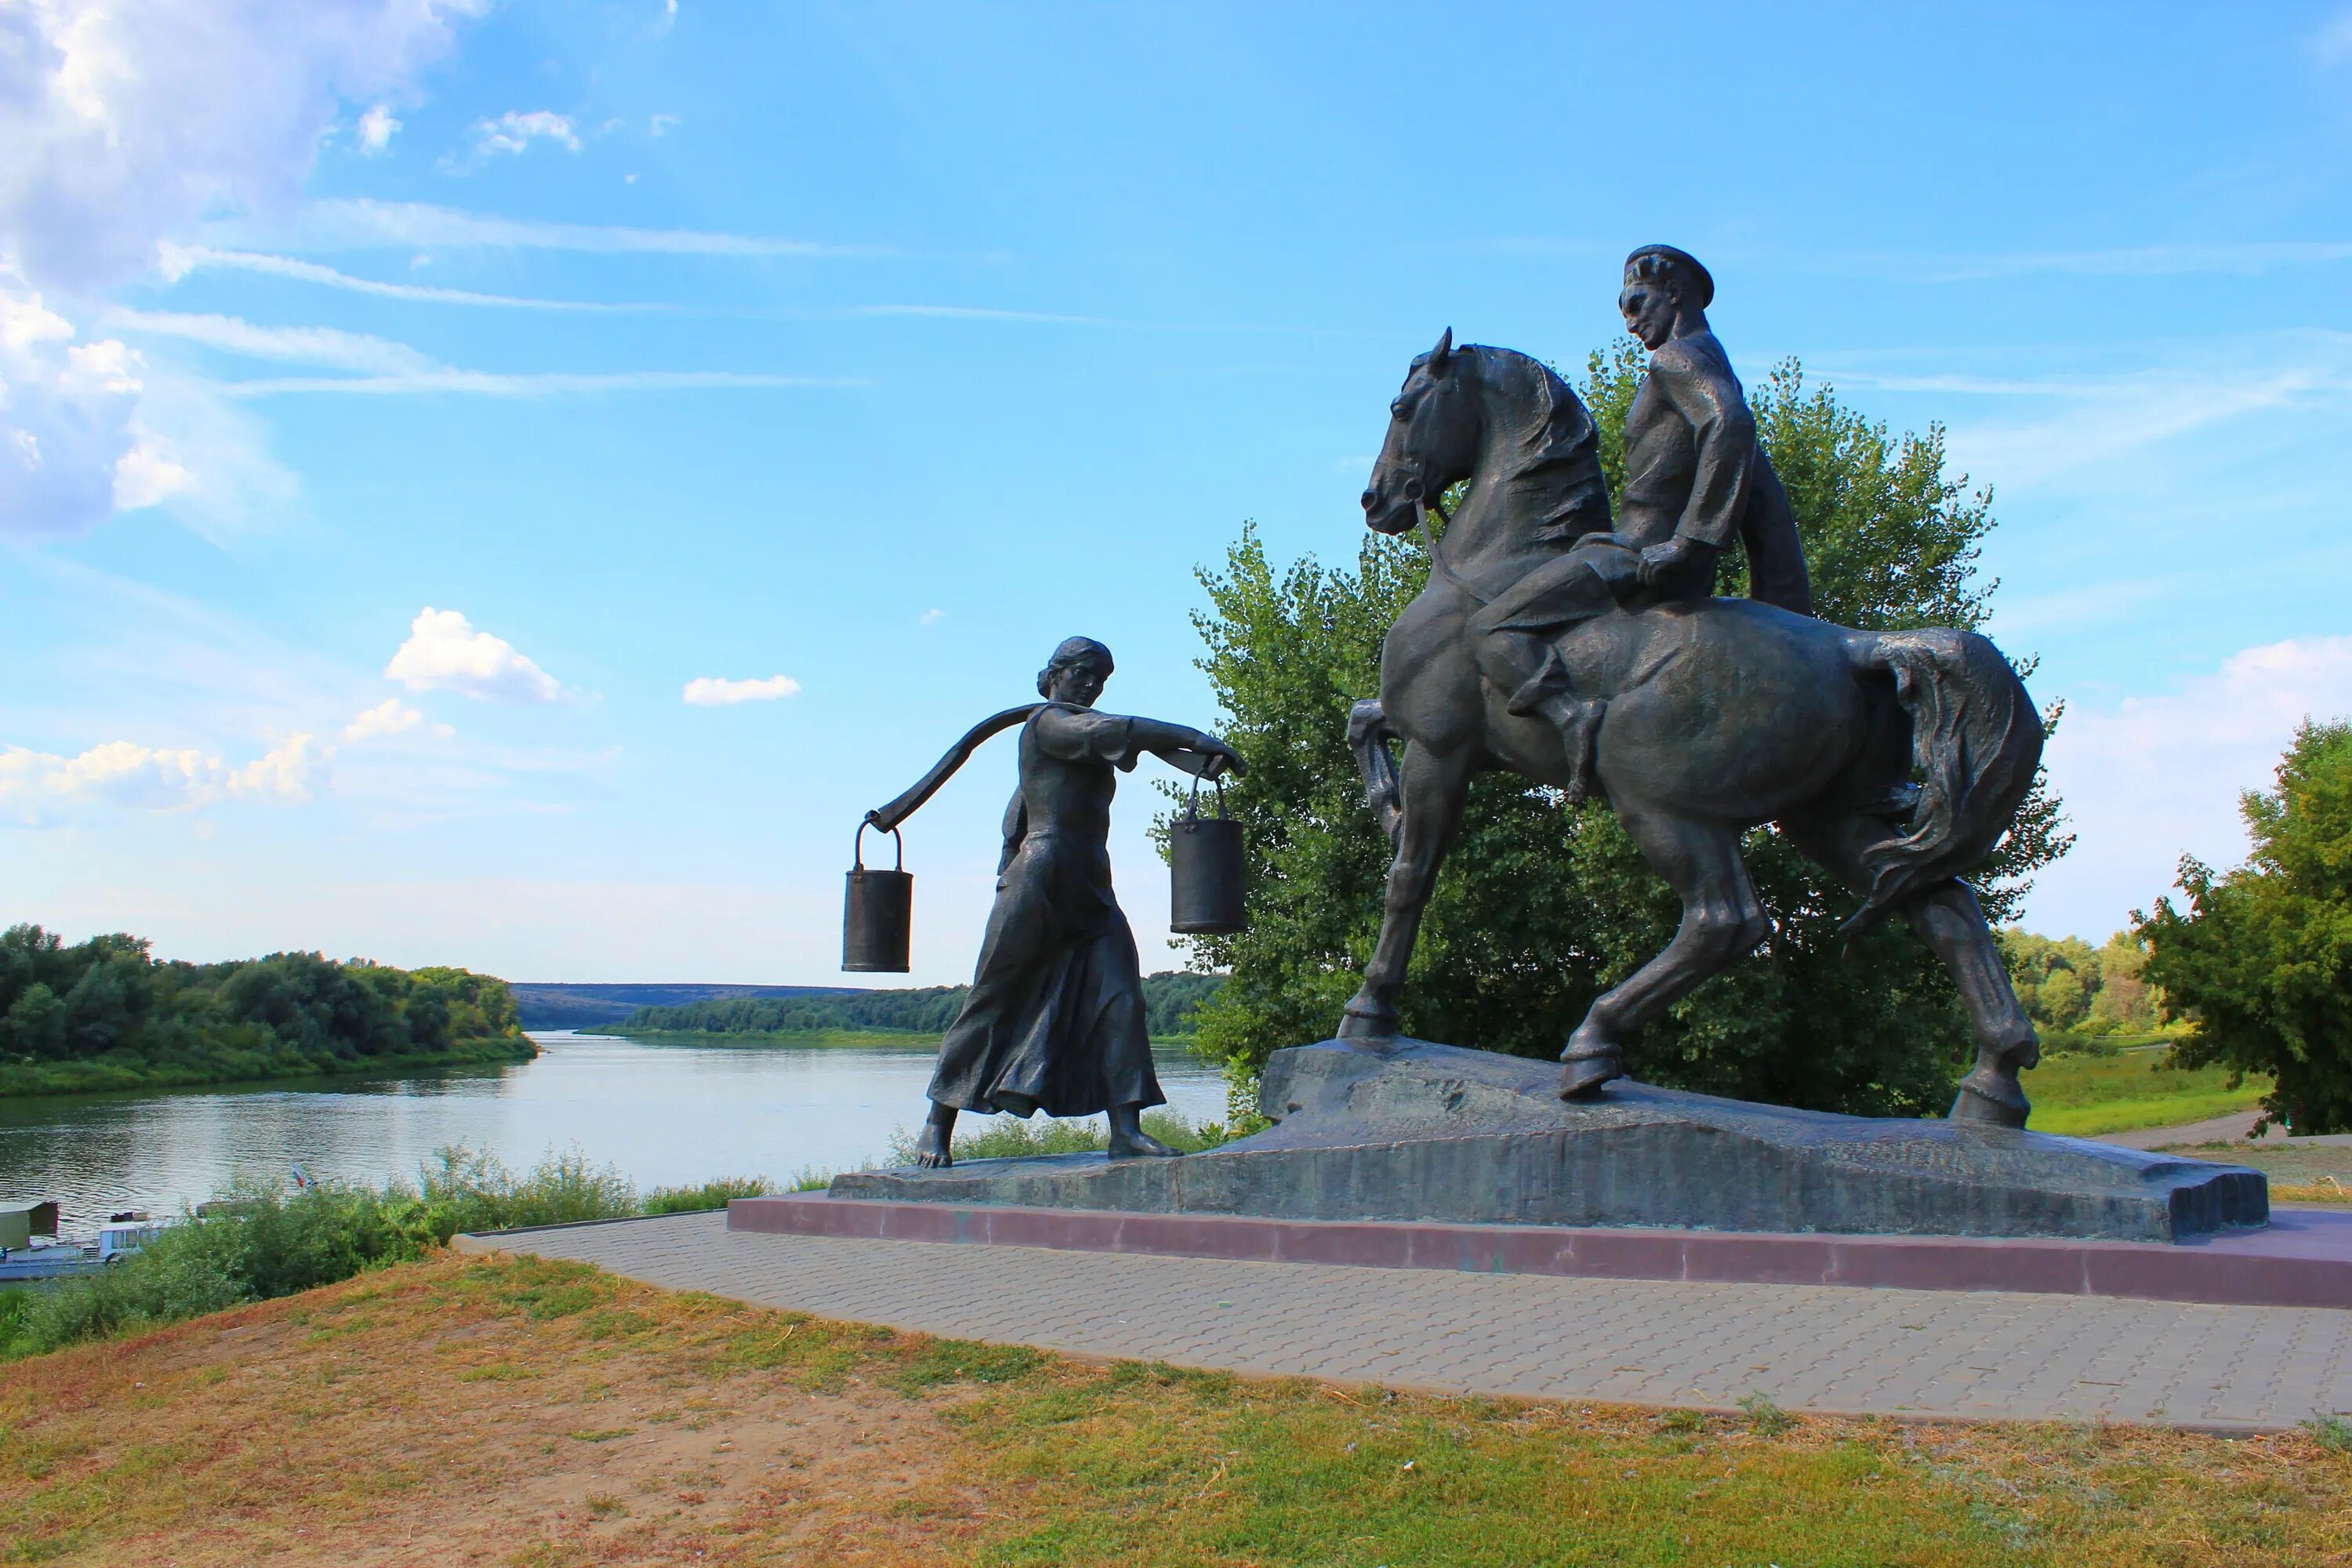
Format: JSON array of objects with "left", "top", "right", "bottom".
[
  {"left": 1336, "top": 1000, "right": 1399, "bottom": 1041},
  {"left": 1558, "top": 1051, "right": 1622, "bottom": 1101},
  {"left": 1948, "top": 1069, "right": 2030, "bottom": 1130}
]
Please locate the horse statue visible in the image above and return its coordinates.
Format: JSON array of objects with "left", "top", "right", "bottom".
[{"left": 1339, "top": 331, "right": 2046, "bottom": 1127}]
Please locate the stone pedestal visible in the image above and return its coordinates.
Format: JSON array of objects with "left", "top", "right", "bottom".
[{"left": 829, "top": 1037, "right": 2268, "bottom": 1243}]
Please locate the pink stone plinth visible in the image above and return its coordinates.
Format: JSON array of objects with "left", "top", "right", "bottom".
[{"left": 728, "top": 1193, "right": 2352, "bottom": 1310}]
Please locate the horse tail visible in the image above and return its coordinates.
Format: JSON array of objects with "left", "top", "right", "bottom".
[
  {"left": 1841, "top": 629, "right": 2042, "bottom": 942},
  {"left": 1347, "top": 698, "right": 1405, "bottom": 848}
]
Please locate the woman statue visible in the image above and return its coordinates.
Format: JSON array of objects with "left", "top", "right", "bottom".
[{"left": 915, "top": 636, "right": 1243, "bottom": 1168}]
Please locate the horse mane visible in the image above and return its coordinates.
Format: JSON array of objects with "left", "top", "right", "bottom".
[{"left": 1465, "top": 345, "right": 1610, "bottom": 539}]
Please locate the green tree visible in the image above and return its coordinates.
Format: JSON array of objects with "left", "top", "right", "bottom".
[
  {"left": 0, "top": 922, "right": 529, "bottom": 1094},
  {"left": 2086, "top": 931, "right": 2162, "bottom": 1031},
  {"left": 2139, "top": 720, "right": 2352, "bottom": 1132},
  {"left": 1179, "top": 354, "right": 2068, "bottom": 1117}
]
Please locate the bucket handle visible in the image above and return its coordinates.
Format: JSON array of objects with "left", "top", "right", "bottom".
[
  {"left": 1184, "top": 772, "right": 1228, "bottom": 822},
  {"left": 853, "top": 820, "right": 904, "bottom": 872}
]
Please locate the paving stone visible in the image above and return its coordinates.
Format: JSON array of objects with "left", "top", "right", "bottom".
[{"left": 457, "top": 1210, "right": 2352, "bottom": 1432}]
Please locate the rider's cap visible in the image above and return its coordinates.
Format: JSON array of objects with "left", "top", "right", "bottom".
[{"left": 1624, "top": 245, "right": 1714, "bottom": 310}]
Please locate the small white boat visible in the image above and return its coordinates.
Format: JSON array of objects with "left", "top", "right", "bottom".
[{"left": 0, "top": 1208, "right": 164, "bottom": 1285}]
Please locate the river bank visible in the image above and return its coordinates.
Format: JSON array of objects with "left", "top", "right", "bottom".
[{"left": 0, "top": 1033, "right": 539, "bottom": 1101}]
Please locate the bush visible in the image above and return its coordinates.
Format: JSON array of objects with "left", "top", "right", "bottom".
[
  {"left": 885, "top": 1110, "right": 1250, "bottom": 1166},
  {"left": 3, "top": 1145, "right": 771, "bottom": 1363},
  {"left": 643, "top": 1177, "right": 772, "bottom": 1215}
]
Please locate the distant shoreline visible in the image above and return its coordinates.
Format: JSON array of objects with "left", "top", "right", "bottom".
[
  {"left": 0, "top": 1035, "right": 539, "bottom": 1101},
  {"left": 580, "top": 1026, "right": 1206, "bottom": 1051}
]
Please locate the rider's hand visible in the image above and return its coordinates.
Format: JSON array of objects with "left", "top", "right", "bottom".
[{"left": 1639, "top": 535, "right": 1716, "bottom": 594}]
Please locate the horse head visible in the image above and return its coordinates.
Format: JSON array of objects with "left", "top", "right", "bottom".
[{"left": 1363, "top": 327, "right": 1484, "bottom": 535}]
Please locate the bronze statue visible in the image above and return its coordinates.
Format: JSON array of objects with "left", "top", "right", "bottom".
[
  {"left": 1467, "top": 245, "right": 1810, "bottom": 804},
  {"left": 913, "top": 637, "right": 1243, "bottom": 1167},
  {"left": 1342, "top": 247, "right": 2045, "bottom": 1127}
]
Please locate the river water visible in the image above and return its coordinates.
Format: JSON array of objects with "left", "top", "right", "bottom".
[{"left": 0, "top": 1031, "right": 1232, "bottom": 1234}]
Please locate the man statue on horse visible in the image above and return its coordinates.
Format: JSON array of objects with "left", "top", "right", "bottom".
[
  {"left": 1469, "top": 245, "right": 1812, "bottom": 805},
  {"left": 1341, "top": 250, "right": 2048, "bottom": 1127}
]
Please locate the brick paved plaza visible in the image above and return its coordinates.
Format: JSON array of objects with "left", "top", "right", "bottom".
[{"left": 460, "top": 1210, "right": 2352, "bottom": 1432}]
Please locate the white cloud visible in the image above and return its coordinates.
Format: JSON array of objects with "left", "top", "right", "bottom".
[
  {"left": 224, "top": 369, "right": 858, "bottom": 397},
  {"left": 102, "top": 308, "right": 437, "bottom": 374},
  {"left": 850, "top": 303, "right": 1112, "bottom": 326},
  {"left": 100, "top": 307, "right": 848, "bottom": 402},
  {"left": 158, "top": 244, "right": 641, "bottom": 310},
  {"left": 0, "top": 0, "right": 481, "bottom": 537},
  {"left": 385, "top": 607, "right": 564, "bottom": 704},
  {"left": 919, "top": 608, "right": 946, "bottom": 626},
  {"left": 245, "top": 198, "right": 876, "bottom": 257},
  {"left": 2024, "top": 636, "right": 2352, "bottom": 938},
  {"left": 470, "top": 110, "right": 582, "bottom": 158},
  {"left": 356, "top": 103, "right": 401, "bottom": 154},
  {"left": 0, "top": 733, "right": 322, "bottom": 826},
  {"left": 682, "top": 673, "right": 800, "bottom": 706},
  {"left": 0, "top": 275, "right": 145, "bottom": 537},
  {"left": 2314, "top": 8, "right": 2352, "bottom": 64},
  {"left": 649, "top": 113, "right": 681, "bottom": 137},
  {"left": 111, "top": 435, "right": 196, "bottom": 511},
  {"left": 1833, "top": 330, "right": 2352, "bottom": 492},
  {"left": 0, "top": 2, "right": 478, "bottom": 293},
  {"left": 343, "top": 698, "right": 423, "bottom": 741}
]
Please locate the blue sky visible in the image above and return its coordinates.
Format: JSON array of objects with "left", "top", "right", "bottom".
[{"left": 5, "top": 2, "right": 2350, "bottom": 984}]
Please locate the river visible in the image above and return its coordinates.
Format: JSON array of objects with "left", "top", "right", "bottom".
[{"left": 0, "top": 1031, "right": 1233, "bottom": 1233}]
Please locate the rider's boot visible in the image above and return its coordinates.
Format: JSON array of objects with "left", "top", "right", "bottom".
[{"left": 1504, "top": 647, "right": 1605, "bottom": 805}]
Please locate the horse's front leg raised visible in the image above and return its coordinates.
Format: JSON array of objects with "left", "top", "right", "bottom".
[{"left": 1338, "top": 741, "right": 1475, "bottom": 1040}]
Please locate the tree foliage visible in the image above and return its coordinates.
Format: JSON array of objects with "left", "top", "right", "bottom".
[
  {"left": 1177, "top": 353, "right": 2069, "bottom": 1117},
  {"left": 0, "top": 924, "right": 524, "bottom": 1095},
  {"left": 2138, "top": 720, "right": 2352, "bottom": 1132},
  {"left": 1998, "top": 928, "right": 2164, "bottom": 1038}
]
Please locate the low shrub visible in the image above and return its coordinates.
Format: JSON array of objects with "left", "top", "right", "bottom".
[
  {"left": 643, "top": 1176, "right": 771, "bottom": 1215},
  {"left": 884, "top": 1109, "right": 1251, "bottom": 1166},
  {"left": 5, "top": 1145, "right": 772, "bottom": 1362}
]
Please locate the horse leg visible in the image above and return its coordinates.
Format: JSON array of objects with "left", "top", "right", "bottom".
[
  {"left": 1908, "top": 882, "right": 2039, "bottom": 1127},
  {"left": 1562, "top": 810, "right": 1766, "bottom": 1098},
  {"left": 1781, "top": 811, "right": 2038, "bottom": 1129},
  {"left": 1337, "top": 741, "right": 1475, "bottom": 1040}
]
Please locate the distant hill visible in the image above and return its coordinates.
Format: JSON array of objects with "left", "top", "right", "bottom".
[
  {"left": 508, "top": 982, "right": 862, "bottom": 1030},
  {"left": 602, "top": 971, "right": 1225, "bottom": 1039}
]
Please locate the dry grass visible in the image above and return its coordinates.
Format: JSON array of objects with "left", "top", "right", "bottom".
[{"left": 3, "top": 1254, "right": 2350, "bottom": 1566}]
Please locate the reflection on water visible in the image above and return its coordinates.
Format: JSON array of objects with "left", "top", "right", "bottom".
[{"left": 0, "top": 1032, "right": 1232, "bottom": 1232}]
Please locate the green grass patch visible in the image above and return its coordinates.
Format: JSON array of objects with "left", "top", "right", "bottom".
[
  {"left": 2025, "top": 1047, "right": 2270, "bottom": 1135},
  {"left": 894, "top": 1338, "right": 1046, "bottom": 1395}
]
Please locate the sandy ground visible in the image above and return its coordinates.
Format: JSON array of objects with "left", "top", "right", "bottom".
[{"left": 2, "top": 1254, "right": 1004, "bottom": 1566}]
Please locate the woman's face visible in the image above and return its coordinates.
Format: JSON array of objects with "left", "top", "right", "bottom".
[{"left": 1048, "top": 661, "right": 1109, "bottom": 708}]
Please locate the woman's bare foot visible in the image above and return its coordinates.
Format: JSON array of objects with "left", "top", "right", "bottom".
[
  {"left": 1106, "top": 1103, "right": 1181, "bottom": 1160},
  {"left": 914, "top": 1105, "right": 956, "bottom": 1167}
]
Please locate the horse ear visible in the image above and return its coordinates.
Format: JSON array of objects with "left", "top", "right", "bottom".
[{"left": 1428, "top": 326, "right": 1454, "bottom": 374}]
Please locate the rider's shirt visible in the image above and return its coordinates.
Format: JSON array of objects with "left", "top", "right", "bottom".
[{"left": 1619, "top": 329, "right": 1757, "bottom": 565}]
